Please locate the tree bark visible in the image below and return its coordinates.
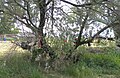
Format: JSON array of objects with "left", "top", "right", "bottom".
[{"left": 37, "top": 0, "right": 46, "bottom": 48}]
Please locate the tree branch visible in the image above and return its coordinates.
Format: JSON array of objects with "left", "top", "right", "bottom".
[
  {"left": 92, "top": 22, "right": 119, "bottom": 39},
  {"left": 74, "top": 13, "right": 89, "bottom": 49},
  {"left": 75, "top": 21, "right": 119, "bottom": 49},
  {"left": 60, "top": 0, "right": 92, "bottom": 7},
  {"left": 0, "top": 10, "right": 4, "bottom": 13},
  {"left": 51, "top": 0, "right": 54, "bottom": 32},
  {"left": 13, "top": 0, "right": 37, "bottom": 29},
  {"left": 46, "top": 0, "right": 53, "bottom": 5},
  {"left": 26, "top": 1, "right": 37, "bottom": 29},
  {"left": 60, "top": 0, "right": 108, "bottom": 7},
  {"left": 4, "top": 5, "right": 37, "bottom": 32}
]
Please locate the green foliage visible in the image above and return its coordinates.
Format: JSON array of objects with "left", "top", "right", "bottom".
[
  {"left": 0, "top": 13, "right": 19, "bottom": 34},
  {"left": 62, "top": 51, "right": 120, "bottom": 77},
  {"left": 46, "top": 37, "right": 74, "bottom": 53},
  {"left": 31, "top": 48, "right": 44, "bottom": 62},
  {"left": 45, "top": 38, "right": 120, "bottom": 77}
]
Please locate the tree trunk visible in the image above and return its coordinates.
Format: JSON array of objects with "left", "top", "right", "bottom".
[
  {"left": 38, "top": 31, "right": 43, "bottom": 48},
  {"left": 37, "top": 0, "right": 46, "bottom": 48}
]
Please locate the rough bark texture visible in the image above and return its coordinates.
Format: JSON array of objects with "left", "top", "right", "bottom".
[{"left": 38, "top": 0, "right": 46, "bottom": 48}]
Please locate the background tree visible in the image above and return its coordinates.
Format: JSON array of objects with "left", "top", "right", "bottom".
[{"left": 0, "top": 0, "right": 54, "bottom": 48}]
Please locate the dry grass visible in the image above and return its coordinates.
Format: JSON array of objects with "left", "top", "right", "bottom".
[
  {"left": 0, "top": 41, "right": 25, "bottom": 57},
  {"left": 0, "top": 41, "right": 13, "bottom": 51}
]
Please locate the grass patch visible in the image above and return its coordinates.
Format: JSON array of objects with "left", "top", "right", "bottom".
[
  {"left": 0, "top": 53, "right": 45, "bottom": 78},
  {"left": 61, "top": 46, "right": 120, "bottom": 78}
]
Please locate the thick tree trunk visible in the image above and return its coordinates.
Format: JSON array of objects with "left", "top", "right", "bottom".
[
  {"left": 38, "top": 31, "right": 43, "bottom": 48},
  {"left": 37, "top": 0, "right": 46, "bottom": 48}
]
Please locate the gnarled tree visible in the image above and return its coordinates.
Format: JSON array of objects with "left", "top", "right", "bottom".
[{"left": 1, "top": 0, "right": 120, "bottom": 61}]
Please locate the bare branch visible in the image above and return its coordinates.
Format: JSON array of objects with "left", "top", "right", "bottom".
[
  {"left": 4, "top": 5, "right": 37, "bottom": 32},
  {"left": 51, "top": 0, "right": 54, "bottom": 32},
  {"left": 46, "top": 0, "right": 53, "bottom": 5},
  {"left": 60, "top": 0, "right": 108, "bottom": 7},
  {"left": 60, "top": 0, "right": 92, "bottom": 7},
  {"left": 26, "top": 2, "right": 37, "bottom": 29},
  {"left": 75, "top": 18, "right": 120, "bottom": 49},
  {"left": 92, "top": 21, "right": 119, "bottom": 39},
  {"left": 0, "top": 10, "right": 4, "bottom": 13},
  {"left": 7, "top": 12, "right": 27, "bottom": 27},
  {"left": 75, "top": 21, "right": 119, "bottom": 49},
  {"left": 13, "top": 0, "right": 37, "bottom": 29},
  {"left": 74, "top": 13, "right": 89, "bottom": 49}
]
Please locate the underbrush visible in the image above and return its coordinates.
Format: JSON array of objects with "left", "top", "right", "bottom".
[
  {"left": 61, "top": 47, "right": 120, "bottom": 78},
  {"left": 0, "top": 40, "right": 120, "bottom": 78}
]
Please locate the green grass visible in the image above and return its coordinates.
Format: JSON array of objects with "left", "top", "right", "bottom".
[
  {"left": 0, "top": 53, "right": 45, "bottom": 78},
  {"left": 60, "top": 46, "right": 120, "bottom": 78},
  {"left": 0, "top": 40, "right": 120, "bottom": 78}
]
